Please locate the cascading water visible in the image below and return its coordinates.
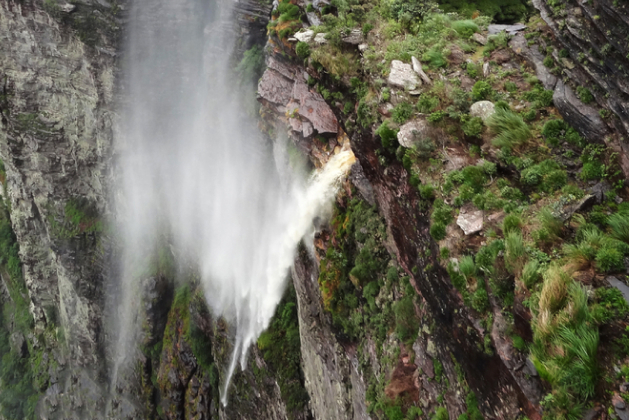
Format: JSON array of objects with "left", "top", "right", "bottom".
[{"left": 113, "top": 0, "right": 354, "bottom": 405}]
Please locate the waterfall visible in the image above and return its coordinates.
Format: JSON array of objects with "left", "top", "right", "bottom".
[{"left": 113, "top": 0, "right": 354, "bottom": 404}]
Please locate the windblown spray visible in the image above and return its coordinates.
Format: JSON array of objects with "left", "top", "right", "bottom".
[{"left": 112, "top": 0, "right": 355, "bottom": 404}]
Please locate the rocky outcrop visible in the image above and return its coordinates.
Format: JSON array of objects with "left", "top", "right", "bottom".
[{"left": 529, "top": 0, "right": 629, "bottom": 175}]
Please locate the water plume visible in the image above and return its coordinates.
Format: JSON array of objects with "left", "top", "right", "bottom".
[{"left": 112, "top": 0, "right": 355, "bottom": 405}]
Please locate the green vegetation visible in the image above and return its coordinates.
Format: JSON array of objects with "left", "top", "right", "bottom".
[
  {"left": 487, "top": 107, "right": 531, "bottom": 151},
  {"left": 258, "top": 286, "right": 310, "bottom": 416},
  {"left": 236, "top": 45, "right": 265, "bottom": 84}
]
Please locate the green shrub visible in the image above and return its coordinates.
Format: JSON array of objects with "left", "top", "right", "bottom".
[
  {"left": 520, "top": 160, "right": 566, "bottom": 192},
  {"left": 295, "top": 41, "right": 311, "bottom": 59},
  {"left": 596, "top": 247, "right": 624, "bottom": 272},
  {"left": 432, "top": 200, "right": 453, "bottom": 225},
  {"left": 576, "top": 86, "right": 594, "bottom": 104},
  {"left": 423, "top": 48, "right": 447, "bottom": 68},
  {"left": 394, "top": 295, "right": 420, "bottom": 342},
  {"left": 376, "top": 121, "right": 399, "bottom": 149},
  {"left": 391, "top": 102, "right": 414, "bottom": 124},
  {"left": 431, "top": 222, "right": 447, "bottom": 240},
  {"left": 580, "top": 162, "right": 604, "bottom": 181},
  {"left": 504, "top": 81, "right": 517, "bottom": 92},
  {"left": 518, "top": 109, "right": 535, "bottom": 123},
  {"left": 419, "top": 184, "right": 436, "bottom": 200},
  {"left": 428, "top": 111, "right": 446, "bottom": 123},
  {"left": 462, "top": 116, "right": 483, "bottom": 137},
  {"left": 471, "top": 81, "right": 493, "bottom": 101},
  {"left": 462, "top": 165, "right": 487, "bottom": 192},
  {"left": 432, "top": 406, "right": 449, "bottom": 420},
  {"left": 417, "top": 94, "right": 440, "bottom": 113},
  {"left": 487, "top": 107, "right": 531, "bottom": 150}
]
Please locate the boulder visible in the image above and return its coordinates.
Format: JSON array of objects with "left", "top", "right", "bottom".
[
  {"left": 342, "top": 28, "right": 364, "bottom": 45},
  {"left": 457, "top": 203, "right": 484, "bottom": 235},
  {"left": 411, "top": 56, "right": 431, "bottom": 85},
  {"left": 396, "top": 118, "right": 430, "bottom": 148},
  {"left": 293, "top": 29, "right": 314, "bottom": 43},
  {"left": 314, "top": 33, "right": 327, "bottom": 44},
  {"left": 388, "top": 60, "right": 420, "bottom": 91},
  {"left": 470, "top": 101, "right": 496, "bottom": 121},
  {"left": 472, "top": 32, "right": 487, "bottom": 45}
]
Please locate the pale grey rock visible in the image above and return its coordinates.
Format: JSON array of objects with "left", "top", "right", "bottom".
[
  {"left": 483, "top": 62, "right": 490, "bottom": 77},
  {"left": 59, "top": 2, "right": 76, "bottom": 12},
  {"left": 388, "top": 60, "right": 420, "bottom": 90},
  {"left": 358, "top": 43, "right": 368, "bottom": 52},
  {"left": 472, "top": 32, "right": 487, "bottom": 45},
  {"left": 293, "top": 29, "right": 314, "bottom": 43},
  {"left": 342, "top": 28, "right": 364, "bottom": 45},
  {"left": 470, "top": 100, "right": 496, "bottom": 121},
  {"left": 457, "top": 203, "right": 484, "bottom": 235},
  {"left": 426, "top": 339, "right": 437, "bottom": 357},
  {"left": 488, "top": 23, "right": 527, "bottom": 35},
  {"left": 411, "top": 56, "right": 431, "bottom": 85},
  {"left": 314, "top": 32, "right": 327, "bottom": 44},
  {"left": 306, "top": 12, "right": 321, "bottom": 26},
  {"left": 397, "top": 118, "right": 429, "bottom": 148}
]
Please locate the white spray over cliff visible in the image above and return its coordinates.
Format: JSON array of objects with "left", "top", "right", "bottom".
[{"left": 112, "top": 0, "right": 354, "bottom": 404}]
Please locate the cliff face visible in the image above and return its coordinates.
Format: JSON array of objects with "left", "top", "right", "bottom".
[{"left": 3, "top": 0, "right": 629, "bottom": 419}]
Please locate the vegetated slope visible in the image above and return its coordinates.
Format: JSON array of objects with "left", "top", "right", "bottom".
[{"left": 257, "top": 0, "right": 629, "bottom": 418}]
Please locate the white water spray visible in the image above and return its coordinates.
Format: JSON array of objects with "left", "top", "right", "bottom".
[{"left": 112, "top": 0, "right": 355, "bottom": 405}]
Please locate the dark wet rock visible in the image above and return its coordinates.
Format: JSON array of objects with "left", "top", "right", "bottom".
[
  {"left": 531, "top": 0, "right": 629, "bottom": 177},
  {"left": 559, "top": 194, "right": 596, "bottom": 221},
  {"left": 523, "top": 359, "right": 538, "bottom": 377},
  {"left": 509, "top": 33, "right": 558, "bottom": 90},
  {"left": 590, "top": 181, "right": 612, "bottom": 204},
  {"left": 607, "top": 277, "right": 629, "bottom": 306},
  {"left": 553, "top": 80, "right": 609, "bottom": 142}
]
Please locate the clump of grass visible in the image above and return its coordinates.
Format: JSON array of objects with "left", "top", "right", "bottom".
[
  {"left": 451, "top": 20, "right": 479, "bottom": 38},
  {"left": 504, "top": 231, "right": 527, "bottom": 277},
  {"left": 502, "top": 213, "right": 522, "bottom": 235},
  {"left": 608, "top": 211, "right": 629, "bottom": 243},
  {"left": 487, "top": 107, "right": 531, "bottom": 150},
  {"left": 522, "top": 260, "right": 541, "bottom": 289}
]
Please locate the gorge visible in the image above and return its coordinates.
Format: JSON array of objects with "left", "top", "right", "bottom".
[{"left": 1, "top": 0, "right": 629, "bottom": 419}]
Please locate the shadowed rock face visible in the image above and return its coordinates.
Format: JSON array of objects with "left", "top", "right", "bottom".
[{"left": 530, "top": 0, "right": 629, "bottom": 175}]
